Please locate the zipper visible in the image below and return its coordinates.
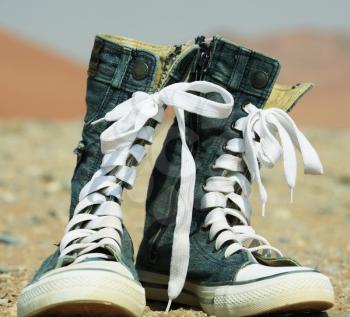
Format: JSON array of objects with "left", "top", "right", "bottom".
[
  {"left": 189, "top": 35, "right": 211, "bottom": 81},
  {"left": 188, "top": 36, "right": 211, "bottom": 159},
  {"left": 147, "top": 38, "right": 213, "bottom": 263},
  {"left": 158, "top": 45, "right": 182, "bottom": 89}
]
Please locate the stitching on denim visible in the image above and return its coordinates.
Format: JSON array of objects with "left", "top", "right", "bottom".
[
  {"left": 87, "top": 37, "right": 104, "bottom": 77},
  {"left": 141, "top": 53, "right": 156, "bottom": 90},
  {"left": 240, "top": 51, "right": 266, "bottom": 100},
  {"left": 86, "top": 80, "right": 113, "bottom": 125},
  {"left": 102, "top": 44, "right": 125, "bottom": 56},
  {"left": 191, "top": 231, "right": 251, "bottom": 270},
  {"left": 261, "top": 60, "right": 280, "bottom": 100},
  {"left": 191, "top": 233, "right": 228, "bottom": 266},
  {"left": 232, "top": 48, "right": 251, "bottom": 92},
  {"left": 84, "top": 50, "right": 159, "bottom": 199},
  {"left": 205, "top": 39, "right": 225, "bottom": 79},
  {"left": 111, "top": 52, "right": 132, "bottom": 89},
  {"left": 89, "top": 91, "right": 131, "bottom": 176},
  {"left": 195, "top": 43, "right": 234, "bottom": 181}
]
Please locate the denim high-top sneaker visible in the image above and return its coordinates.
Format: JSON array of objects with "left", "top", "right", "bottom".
[
  {"left": 136, "top": 36, "right": 334, "bottom": 317},
  {"left": 17, "top": 34, "right": 239, "bottom": 317}
]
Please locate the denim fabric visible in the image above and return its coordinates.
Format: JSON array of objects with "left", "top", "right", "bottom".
[
  {"left": 30, "top": 34, "right": 288, "bottom": 287},
  {"left": 136, "top": 37, "right": 283, "bottom": 285},
  {"left": 30, "top": 35, "right": 181, "bottom": 283}
]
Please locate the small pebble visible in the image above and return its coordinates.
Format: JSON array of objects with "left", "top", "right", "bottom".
[
  {"left": 296, "top": 239, "right": 306, "bottom": 248},
  {"left": 61, "top": 180, "right": 71, "bottom": 192},
  {"left": 0, "top": 191, "right": 16, "bottom": 204},
  {"left": 48, "top": 208, "right": 58, "bottom": 218},
  {"left": 346, "top": 214, "right": 350, "bottom": 224},
  {"left": 40, "top": 172, "right": 55, "bottom": 183},
  {"left": 31, "top": 215, "right": 43, "bottom": 225},
  {"left": 338, "top": 175, "right": 350, "bottom": 185},
  {"left": 0, "top": 298, "right": 9, "bottom": 307},
  {"left": 277, "top": 237, "right": 290, "bottom": 244},
  {"left": 293, "top": 223, "right": 306, "bottom": 230},
  {"left": 273, "top": 208, "right": 291, "bottom": 220},
  {"left": 43, "top": 181, "right": 62, "bottom": 194},
  {"left": 0, "top": 266, "right": 17, "bottom": 273},
  {"left": 0, "top": 233, "right": 22, "bottom": 245},
  {"left": 327, "top": 266, "right": 339, "bottom": 274},
  {"left": 25, "top": 166, "right": 42, "bottom": 177},
  {"left": 319, "top": 206, "right": 333, "bottom": 214}
]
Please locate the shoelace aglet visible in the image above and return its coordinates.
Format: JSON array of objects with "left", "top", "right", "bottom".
[
  {"left": 165, "top": 299, "right": 172, "bottom": 313},
  {"left": 90, "top": 117, "right": 106, "bottom": 125},
  {"left": 262, "top": 202, "right": 266, "bottom": 217},
  {"left": 290, "top": 187, "right": 294, "bottom": 203}
]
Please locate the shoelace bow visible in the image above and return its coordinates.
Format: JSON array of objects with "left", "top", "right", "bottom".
[
  {"left": 201, "top": 103, "right": 323, "bottom": 260},
  {"left": 58, "top": 81, "right": 234, "bottom": 309}
]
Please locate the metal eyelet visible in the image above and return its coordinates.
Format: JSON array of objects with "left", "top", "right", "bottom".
[
  {"left": 212, "top": 247, "right": 220, "bottom": 254},
  {"left": 222, "top": 142, "right": 228, "bottom": 152}
]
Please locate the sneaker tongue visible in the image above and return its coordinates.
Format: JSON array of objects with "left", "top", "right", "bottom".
[
  {"left": 264, "top": 83, "right": 313, "bottom": 112},
  {"left": 79, "top": 245, "right": 121, "bottom": 263}
]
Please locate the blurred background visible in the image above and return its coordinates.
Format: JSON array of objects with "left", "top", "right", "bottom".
[
  {"left": 1, "top": 0, "right": 350, "bottom": 127},
  {"left": 0, "top": 1, "right": 349, "bottom": 316}
]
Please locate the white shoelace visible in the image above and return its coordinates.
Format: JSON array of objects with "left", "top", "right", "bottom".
[
  {"left": 201, "top": 103, "right": 323, "bottom": 260},
  {"left": 58, "top": 81, "right": 234, "bottom": 308}
]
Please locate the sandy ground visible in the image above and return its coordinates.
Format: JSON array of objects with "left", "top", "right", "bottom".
[{"left": 0, "top": 120, "right": 349, "bottom": 316}]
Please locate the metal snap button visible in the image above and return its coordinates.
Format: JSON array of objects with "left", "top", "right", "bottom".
[
  {"left": 132, "top": 60, "right": 149, "bottom": 80},
  {"left": 251, "top": 71, "right": 269, "bottom": 89}
]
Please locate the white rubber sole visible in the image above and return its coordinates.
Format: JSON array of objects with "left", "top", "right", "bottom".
[
  {"left": 17, "top": 262, "right": 145, "bottom": 317},
  {"left": 138, "top": 269, "right": 334, "bottom": 317}
]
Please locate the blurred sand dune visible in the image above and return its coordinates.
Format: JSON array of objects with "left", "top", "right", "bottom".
[
  {"left": 233, "top": 30, "right": 350, "bottom": 128},
  {"left": 0, "top": 29, "right": 85, "bottom": 119},
  {"left": 0, "top": 28, "right": 349, "bottom": 128}
]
